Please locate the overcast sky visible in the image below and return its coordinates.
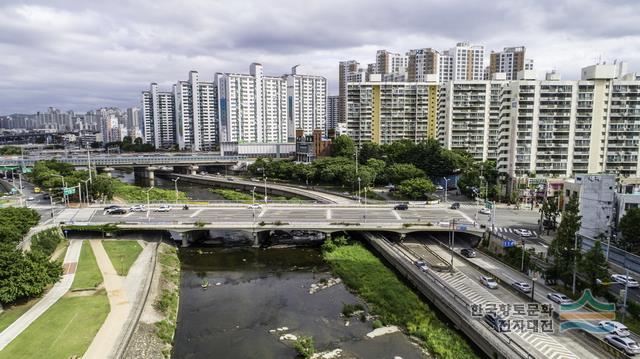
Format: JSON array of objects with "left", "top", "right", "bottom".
[{"left": 1, "top": 0, "right": 639, "bottom": 114}]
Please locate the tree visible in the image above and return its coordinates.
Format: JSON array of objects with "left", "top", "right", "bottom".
[
  {"left": 540, "top": 198, "right": 560, "bottom": 235},
  {"left": 548, "top": 193, "right": 582, "bottom": 285},
  {"left": 619, "top": 208, "right": 640, "bottom": 254},
  {"left": 579, "top": 240, "right": 608, "bottom": 295},
  {"left": 359, "top": 142, "right": 383, "bottom": 163},
  {"left": 397, "top": 178, "right": 436, "bottom": 200},
  {"left": 331, "top": 135, "right": 355, "bottom": 158},
  {"left": 365, "top": 158, "right": 386, "bottom": 182},
  {"left": 384, "top": 163, "right": 425, "bottom": 185}
]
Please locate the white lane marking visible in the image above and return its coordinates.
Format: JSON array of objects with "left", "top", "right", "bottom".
[
  {"left": 392, "top": 210, "right": 401, "bottom": 220},
  {"left": 190, "top": 209, "right": 203, "bottom": 218},
  {"left": 257, "top": 209, "right": 267, "bottom": 218},
  {"left": 455, "top": 209, "right": 474, "bottom": 223},
  {"left": 326, "top": 209, "right": 332, "bottom": 220}
]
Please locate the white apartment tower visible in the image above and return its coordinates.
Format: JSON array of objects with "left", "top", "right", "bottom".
[
  {"left": 439, "top": 42, "right": 485, "bottom": 82},
  {"left": 174, "top": 71, "right": 219, "bottom": 151},
  {"left": 217, "top": 63, "right": 288, "bottom": 143},
  {"left": 489, "top": 46, "right": 534, "bottom": 80},
  {"left": 339, "top": 60, "right": 363, "bottom": 123},
  {"left": 407, "top": 48, "right": 440, "bottom": 82},
  {"left": 286, "top": 65, "right": 327, "bottom": 139},
  {"left": 141, "top": 83, "right": 176, "bottom": 148},
  {"left": 375, "top": 50, "right": 408, "bottom": 75}
]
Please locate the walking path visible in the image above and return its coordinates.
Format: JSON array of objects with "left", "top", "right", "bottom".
[
  {"left": 84, "top": 240, "right": 156, "bottom": 359},
  {"left": 0, "top": 239, "right": 82, "bottom": 351}
]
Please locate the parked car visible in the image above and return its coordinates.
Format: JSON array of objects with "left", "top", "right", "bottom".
[
  {"left": 513, "top": 228, "right": 533, "bottom": 237},
  {"left": 247, "top": 203, "right": 262, "bottom": 210},
  {"left": 599, "top": 321, "right": 631, "bottom": 337},
  {"left": 450, "top": 202, "right": 460, "bottom": 210},
  {"left": 394, "top": 203, "right": 408, "bottom": 210},
  {"left": 435, "top": 185, "right": 444, "bottom": 191},
  {"left": 155, "top": 205, "right": 171, "bottom": 212},
  {"left": 414, "top": 260, "right": 428, "bottom": 271},
  {"left": 106, "top": 207, "right": 127, "bottom": 215},
  {"left": 227, "top": 177, "right": 234, "bottom": 181},
  {"left": 604, "top": 335, "right": 640, "bottom": 355},
  {"left": 512, "top": 282, "right": 532, "bottom": 293},
  {"left": 547, "top": 292, "right": 572, "bottom": 305},
  {"left": 104, "top": 205, "right": 120, "bottom": 211},
  {"left": 250, "top": 177, "right": 261, "bottom": 182},
  {"left": 129, "top": 204, "right": 146, "bottom": 212},
  {"left": 26, "top": 196, "right": 35, "bottom": 201},
  {"left": 480, "top": 275, "right": 498, "bottom": 289},
  {"left": 460, "top": 248, "right": 476, "bottom": 258},
  {"left": 484, "top": 312, "right": 509, "bottom": 332},
  {"left": 611, "top": 274, "right": 640, "bottom": 288},
  {"left": 479, "top": 207, "right": 491, "bottom": 215}
]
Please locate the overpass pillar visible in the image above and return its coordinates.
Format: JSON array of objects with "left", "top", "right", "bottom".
[
  {"left": 146, "top": 166, "right": 158, "bottom": 187},
  {"left": 189, "top": 165, "right": 199, "bottom": 175},
  {"left": 102, "top": 167, "right": 115, "bottom": 177}
]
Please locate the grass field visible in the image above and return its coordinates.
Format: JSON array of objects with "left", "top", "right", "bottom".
[
  {"left": 0, "top": 299, "right": 38, "bottom": 333},
  {"left": 102, "top": 240, "right": 143, "bottom": 276},
  {"left": 71, "top": 241, "right": 103, "bottom": 290},
  {"left": 0, "top": 292, "right": 109, "bottom": 359},
  {"left": 323, "top": 242, "right": 477, "bottom": 359}
]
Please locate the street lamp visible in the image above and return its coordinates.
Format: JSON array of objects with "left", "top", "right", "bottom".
[
  {"left": 572, "top": 233, "right": 579, "bottom": 295},
  {"left": 520, "top": 238, "right": 526, "bottom": 272},
  {"left": 171, "top": 177, "right": 180, "bottom": 204},
  {"left": 357, "top": 177, "right": 361, "bottom": 204},
  {"left": 81, "top": 179, "right": 91, "bottom": 205},
  {"left": 442, "top": 177, "right": 449, "bottom": 203},
  {"left": 144, "top": 186, "right": 154, "bottom": 221},
  {"left": 252, "top": 186, "right": 256, "bottom": 205},
  {"left": 52, "top": 174, "right": 67, "bottom": 207}
]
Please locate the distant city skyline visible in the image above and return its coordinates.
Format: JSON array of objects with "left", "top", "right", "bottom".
[{"left": 1, "top": 0, "right": 640, "bottom": 114}]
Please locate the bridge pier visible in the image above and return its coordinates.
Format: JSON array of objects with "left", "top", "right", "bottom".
[
  {"left": 102, "top": 167, "right": 114, "bottom": 177},
  {"left": 189, "top": 165, "right": 199, "bottom": 176},
  {"left": 145, "top": 166, "right": 158, "bottom": 187}
]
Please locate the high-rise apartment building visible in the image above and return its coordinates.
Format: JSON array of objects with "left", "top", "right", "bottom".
[
  {"left": 174, "top": 71, "right": 219, "bottom": 151},
  {"left": 375, "top": 50, "right": 408, "bottom": 75},
  {"left": 439, "top": 42, "right": 485, "bottom": 82},
  {"left": 217, "top": 63, "right": 288, "bottom": 143},
  {"left": 286, "top": 65, "right": 327, "bottom": 139},
  {"left": 489, "top": 46, "right": 534, "bottom": 80},
  {"left": 327, "top": 95, "right": 340, "bottom": 133},
  {"left": 339, "top": 60, "right": 363, "bottom": 123},
  {"left": 141, "top": 83, "right": 176, "bottom": 148},
  {"left": 407, "top": 48, "right": 440, "bottom": 82},
  {"left": 346, "top": 76, "right": 439, "bottom": 145}
]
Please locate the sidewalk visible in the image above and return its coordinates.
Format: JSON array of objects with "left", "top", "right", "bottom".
[{"left": 0, "top": 239, "right": 82, "bottom": 351}]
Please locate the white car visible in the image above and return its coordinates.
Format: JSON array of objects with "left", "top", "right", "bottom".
[
  {"left": 435, "top": 185, "right": 444, "bottom": 191},
  {"left": 154, "top": 205, "right": 171, "bottom": 212},
  {"left": 512, "top": 282, "right": 532, "bottom": 293},
  {"left": 129, "top": 204, "right": 146, "bottom": 212},
  {"left": 513, "top": 228, "right": 533, "bottom": 237},
  {"left": 414, "top": 260, "right": 428, "bottom": 272},
  {"left": 26, "top": 196, "right": 35, "bottom": 201},
  {"left": 247, "top": 203, "right": 262, "bottom": 210},
  {"left": 599, "top": 320, "right": 631, "bottom": 337},
  {"left": 480, "top": 275, "right": 498, "bottom": 289},
  {"left": 547, "top": 292, "right": 572, "bottom": 305},
  {"left": 479, "top": 207, "right": 491, "bottom": 215},
  {"left": 611, "top": 274, "right": 640, "bottom": 288},
  {"left": 605, "top": 335, "right": 640, "bottom": 356}
]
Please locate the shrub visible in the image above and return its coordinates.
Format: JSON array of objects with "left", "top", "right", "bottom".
[
  {"left": 372, "top": 319, "right": 383, "bottom": 329},
  {"left": 31, "top": 228, "right": 64, "bottom": 257},
  {"left": 293, "top": 336, "right": 315, "bottom": 359}
]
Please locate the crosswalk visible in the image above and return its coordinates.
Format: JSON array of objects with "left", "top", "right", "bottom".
[{"left": 493, "top": 227, "right": 539, "bottom": 237}]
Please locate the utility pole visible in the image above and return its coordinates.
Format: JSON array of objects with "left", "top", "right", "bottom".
[
  {"left": 357, "top": 177, "right": 361, "bottom": 204},
  {"left": 572, "top": 233, "right": 579, "bottom": 295},
  {"left": 623, "top": 267, "right": 630, "bottom": 321},
  {"left": 520, "top": 238, "right": 525, "bottom": 272},
  {"left": 263, "top": 173, "right": 268, "bottom": 204},
  {"left": 87, "top": 148, "right": 92, "bottom": 182},
  {"left": 78, "top": 182, "right": 82, "bottom": 206},
  {"left": 450, "top": 218, "right": 456, "bottom": 269},
  {"left": 443, "top": 177, "right": 449, "bottom": 203}
]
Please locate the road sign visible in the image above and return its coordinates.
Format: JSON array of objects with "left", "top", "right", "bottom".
[
  {"left": 485, "top": 201, "right": 493, "bottom": 209},
  {"left": 503, "top": 239, "right": 516, "bottom": 248},
  {"left": 63, "top": 187, "right": 76, "bottom": 196}
]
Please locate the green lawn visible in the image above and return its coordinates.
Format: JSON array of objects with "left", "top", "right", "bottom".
[
  {"left": 71, "top": 241, "right": 103, "bottom": 290},
  {"left": 102, "top": 240, "right": 143, "bottom": 276},
  {"left": 324, "top": 242, "right": 477, "bottom": 359},
  {"left": 0, "top": 299, "right": 38, "bottom": 333},
  {"left": 0, "top": 292, "right": 109, "bottom": 359}
]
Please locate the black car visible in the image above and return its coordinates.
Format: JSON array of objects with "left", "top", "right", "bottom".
[
  {"left": 484, "top": 312, "right": 509, "bottom": 332},
  {"left": 394, "top": 203, "right": 408, "bottom": 210},
  {"left": 460, "top": 248, "right": 476, "bottom": 258},
  {"left": 104, "top": 205, "right": 120, "bottom": 211},
  {"left": 450, "top": 202, "right": 460, "bottom": 209},
  {"left": 106, "top": 207, "right": 127, "bottom": 215}
]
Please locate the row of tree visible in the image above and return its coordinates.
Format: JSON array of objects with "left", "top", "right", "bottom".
[
  {"left": 30, "top": 160, "right": 117, "bottom": 201},
  {"left": 0, "top": 145, "right": 22, "bottom": 155},
  {"left": 0, "top": 208, "right": 62, "bottom": 305},
  {"left": 103, "top": 136, "right": 155, "bottom": 152}
]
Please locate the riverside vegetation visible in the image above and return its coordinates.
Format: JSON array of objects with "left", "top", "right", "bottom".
[{"left": 322, "top": 236, "right": 477, "bottom": 359}]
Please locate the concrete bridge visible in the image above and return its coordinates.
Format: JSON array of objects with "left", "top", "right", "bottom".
[{"left": 0, "top": 153, "right": 245, "bottom": 167}]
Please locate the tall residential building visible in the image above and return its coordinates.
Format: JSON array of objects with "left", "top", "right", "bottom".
[
  {"left": 286, "top": 65, "right": 327, "bottom": 139},
  {"left": 438, "top": 78, "right": 506, "bottom": 161},
  {"left": 125, "top": 107, "right": 140, "bottom": 137},
  {"left": 327, "top": 95, "right": 340, "bottom": 132},
  {"left": 217, "top": 63, "right": 288, "bottom": 143},
  {"left": 346, "top": 77, "right": 439, "bottom": 145},
  {"left": 375, "top": 50, "right": 408, "bottom": 75},
  {"left": 439, "top": 42, "right": 485, "bottom": 82},
  {"left": 407, "top": 48, "right": 439, "bottom": 82},
  {"left": 174, "top": 71, "right": 219, "bottom": 151},
  {"left": 141, "top": 83, "right": 175, "bottom": 148},
  {"left": 339, "top": 60, "right": 362, "bottom": 123},
  {"left": 489, "top": 46, "right": 534, "bottom": 80}
]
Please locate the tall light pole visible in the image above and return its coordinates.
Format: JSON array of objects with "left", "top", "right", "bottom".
[
  {"left": 252, "top": 186, "right": 256, "bottom": 205},
  {"left": 52, "top": 174, "right": 67, "bottom": 207},
  {"left": 443, "top": 177, "right": 449, "bottom": 203},
  {"left": 171, "top": 177, "right": 180, "bottom": 204},
  {"left": 81, "top": 179, "right": 91, "bottom": 206},
  {"left": 144, "top": 186, "right": 154, "bottom": 221},
  {"left": 263, "top": 174, "right": 268, "bottom": 204},
  {"left": 520, "top": 237, "right": 525, "bottom": 272},
  {"left": 449, "top": 218, "right": 456, "bottom": 269},
  {"left": 572, "top": 233, "right": 579, "bottom": 295},
  {"left": 357, "top": 177, "right": 361, "bottom": 204}
]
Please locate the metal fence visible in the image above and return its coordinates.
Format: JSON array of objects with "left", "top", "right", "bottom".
[{"left": 581, "top": 236, "right": 640, "bottom": 274}]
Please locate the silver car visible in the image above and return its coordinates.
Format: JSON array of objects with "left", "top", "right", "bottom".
[
  {"left": 599, "top": 321, "right": 631, "bottom": 337},
  {"left": 512, "top": 282, "right": 532, "bottom": 293},
  {"left": 547, "top": 292, "right": 572, "bottom": 305},
  {"left": 480, "top": 275, "right": 498, "bottom": 289},
  {"left": 605, "top": 335, "right": 640, "bottom": 355}
]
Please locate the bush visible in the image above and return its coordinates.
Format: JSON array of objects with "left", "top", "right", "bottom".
[
  {"left": 342, "top": 303, "right": 365, "bottom": 317},
  {"left": 372, "top": 319, "right": 383, "bottom": 329},
  {"left": 31, "top": 228, "right": 64, "bottom": 257},
  {"left": 293, "top": 336, "right": 315, "bottom": 359}
]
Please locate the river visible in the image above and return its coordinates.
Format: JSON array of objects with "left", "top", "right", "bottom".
[{"left": 173, "top": 245, "right": 426, "bottom": 359}]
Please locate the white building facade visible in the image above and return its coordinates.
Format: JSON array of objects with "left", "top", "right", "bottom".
[
  {"left": 286, "top": 65, "right": 327, "bottom": 139},
  {"left": 174, "top": 71, "right": 219, "bottom": 151},
  {"left": 141, "top": 83, "right": 176, "bottom": 148}
]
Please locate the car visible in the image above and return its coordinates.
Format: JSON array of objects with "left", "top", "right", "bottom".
[
  {"left": 611, "top": 274, "right": 640, "bottom": 288},
  {"left": 26, "top": 196, "right": 35, "bottom": 201},
  {"left": 599, "top": 321, "right": 631, "bottom": 337},
  {"left": 513, "top": 228, "right": 533, "bottom": 237},
  {"left": 394, "top": 203, "right": 408, "bottom": 210},
  {"left": 154, "top": 205, "right": 171, "bottom": 212},
  {"left": 512, "top": 282, "right": 532, "bottom": 293},
  {"left": 226, "top": 177, "right": 234, "bottom": 181},
  {"left": 435, "top": 185, "right": 444, "bottom": 190},
  {"left": 106, "top": 207, "right": 127, "bottom": 215},
  {"left": 250, "top": 177, "right": 260, "bottom": 182},
  {"left": 480, "top": 275, "right": 498, "bottom": 289},
  {"left": 104, "top": 205, "right": 120, "bottom": 211},
  {"left": 129, "top": 205, "right": 146, "bottom": 212},
  {"left": 604, "top": 335, "right": 640, "bottom": 355},
  {"left": 199, "top": 171, "right": 208, "bottom": 175},
  {"left": 484, "top": 312, "right": 509, "bottom": 332},
  {"left": 547, "top": 292, "right": 572, "bottom": 305},
  {"left": 479, "top": 207, "right": 491, "bottom": 215},
  {"left": 414, "top": 260, "right": 428, "bottom": 271},
  {"left": 247, "top": 203, "right": 262, "bottom": 210},
  {"left": 460, "top": 248, "right": 476, "bottom": 258},
  {"left": 450, "top": 202, "right": 460, "bottom": 210}
]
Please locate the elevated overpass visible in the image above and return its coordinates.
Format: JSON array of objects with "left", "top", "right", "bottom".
[{"left": 0, "top": 153, "right": 245, "bottom": 167}]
